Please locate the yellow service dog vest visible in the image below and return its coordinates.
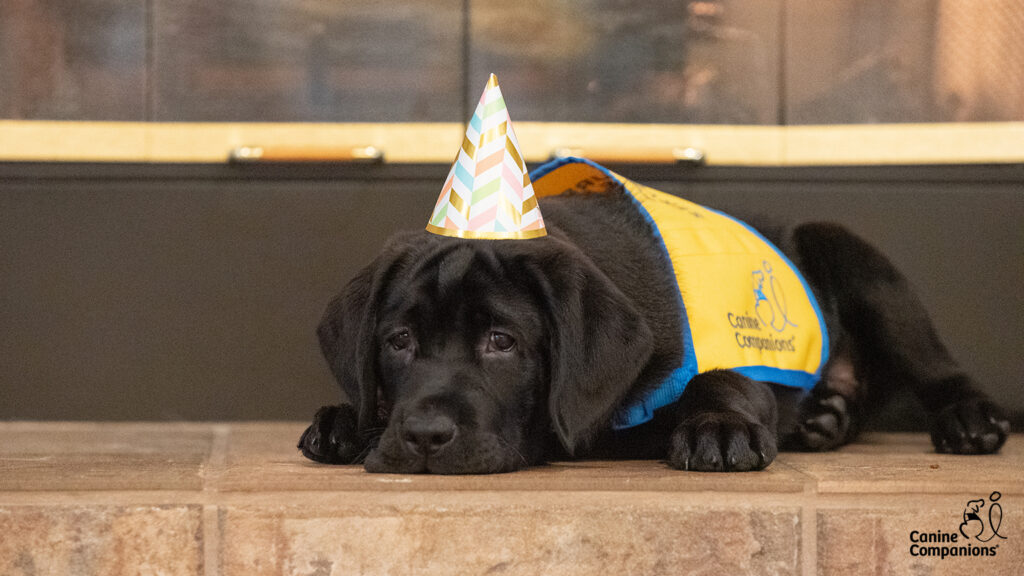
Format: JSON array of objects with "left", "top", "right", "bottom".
[{"left": 531, "top": 158, "right": 829, "bottom": 429}]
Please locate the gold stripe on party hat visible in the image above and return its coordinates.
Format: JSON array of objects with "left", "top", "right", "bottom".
[{"left": 427, "top": 74, "right": 546, "bottom": 240}]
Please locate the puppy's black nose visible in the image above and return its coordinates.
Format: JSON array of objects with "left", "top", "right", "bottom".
[{"left": 401, "top": 414, "right": 457, "bottom": 456}]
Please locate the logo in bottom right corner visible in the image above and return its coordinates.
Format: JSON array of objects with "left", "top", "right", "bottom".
[
  {"left": 961, "top": 491, "right": 1007, "bottom": 544},
  {"left": 909, "top": 491, "right": 1008, "bottom": 559}
]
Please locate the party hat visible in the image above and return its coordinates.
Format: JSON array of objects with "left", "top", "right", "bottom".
[{"left": 427, "top": 74, "right": 546, "bottom": 239}]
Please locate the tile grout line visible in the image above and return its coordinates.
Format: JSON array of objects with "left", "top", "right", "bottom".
[
  {"left": 771, "top": 458, "right": 819, "bottom": 576},
  {"left": 802, "top": 485, "right": 818, "bottom": 576},
  {"left": 203, "top": 424, "right": 230, "bottom": 576}
]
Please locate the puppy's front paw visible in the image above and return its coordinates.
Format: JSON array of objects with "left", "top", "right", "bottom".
[
  {"left": 298, "top": 404, "right": 365, "bottom": 464},
  {"left": 668, "top": 411, "right": 777, "bottom": 472},
  {"left": 931, "top": 398, "right": 1009, "bottom": 455}
]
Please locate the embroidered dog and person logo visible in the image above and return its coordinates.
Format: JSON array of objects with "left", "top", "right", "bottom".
[{"left": 753, "top": 260, "right": 799, "bottom": 334}]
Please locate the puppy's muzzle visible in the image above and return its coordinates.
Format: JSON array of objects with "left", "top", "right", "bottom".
[{"left": 401, "top": 413, "right": 457, "bottom": 457}]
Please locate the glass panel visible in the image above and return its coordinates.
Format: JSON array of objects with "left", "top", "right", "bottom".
[
  {"left": 153, "top": 0, "right": 463, "bottom": 122},
  {"left": 931, "top": 0, "right": 1024, "bottom": 122},
  {"left": 2, "top": 0, "right": 1020, "bottom": 126},
  {"left": 0, "top": 0, "right": 146, "bottom": 120},
  {"left": 785, "top": 0, "right": 1024, "bottom": 124},
  {"left": 469, "top": 0, "right": 781, "bottom": 124}
]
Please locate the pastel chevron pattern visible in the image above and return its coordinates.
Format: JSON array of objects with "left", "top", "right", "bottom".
[{"left": 427, "top": 74, "right": 546, "bottom": 239}]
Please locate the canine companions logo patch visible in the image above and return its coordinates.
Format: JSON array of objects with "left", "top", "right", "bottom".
[
  {"left": 909, "top": 492, "right": 1007, "bottom": 559},
  {"left": 730, "top": 260, "right": 804, "bottom": 355},
  {"left": 752, "top": 260, "right": 798, "bottom": 334}
]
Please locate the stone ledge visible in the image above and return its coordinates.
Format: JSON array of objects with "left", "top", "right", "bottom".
[{"left": 0, "top": 423, "right": 1019, "bottom": 575}]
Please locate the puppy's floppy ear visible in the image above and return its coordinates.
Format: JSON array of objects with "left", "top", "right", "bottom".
[
  {"left": 317, "top": 232, "right": 421, "bottom": 431},
  {"left": 527, "top": 237, "right": 654, "bottom": 452}
]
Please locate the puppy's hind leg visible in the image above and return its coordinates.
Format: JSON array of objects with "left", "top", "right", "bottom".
[
  {"left": 786, "top": 337, "right": 864, "bottom": 452},
  {"left": 790, "top": 222, "right": 1009, "bottom": 455}
]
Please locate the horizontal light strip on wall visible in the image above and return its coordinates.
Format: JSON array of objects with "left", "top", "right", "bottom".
[{"left": 1, "top": 121, "right": 1021, "bottom": 166}]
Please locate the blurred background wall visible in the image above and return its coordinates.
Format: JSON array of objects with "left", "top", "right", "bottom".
[{"left": 1, "top": 1, "right": 1022, "bottom": 424}]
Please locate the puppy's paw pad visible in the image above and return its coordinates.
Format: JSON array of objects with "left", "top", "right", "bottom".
[
  {"left": 668, "top": 412, "right": 776, "bottom": 472},
  {"left": 298, "top": 404, "right": 364, "bottom": 464},
  {"left": 796, "top": 394, "right": 850, "bottom": 451},
  {"left": 931, "top": 398, "right": 1009, "bottom": 455}
]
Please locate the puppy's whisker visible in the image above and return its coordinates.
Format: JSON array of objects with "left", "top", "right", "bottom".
[
  {"left": 359, "top": 428, "right": 386, "bottom": 442},
  {"left": 352, "top": 443, "right": 375, "bottom": 464},
  {"left": 496, "top": 435, "right": 528, "bottom": 467}
]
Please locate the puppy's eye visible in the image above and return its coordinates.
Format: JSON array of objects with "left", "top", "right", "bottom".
[
  {"left": 489, "top": 331, "right": 516, "bottom": 352},
  {"left": 388, "top": 330, "right": 411, "bottom": 351}
]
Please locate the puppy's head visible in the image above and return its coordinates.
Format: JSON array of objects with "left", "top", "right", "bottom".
[{"left": 318, "top": 230, "right": 653, "bottom": 473}]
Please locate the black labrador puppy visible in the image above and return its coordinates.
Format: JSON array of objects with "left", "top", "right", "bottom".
[{"left": 299, "top": 183, "right": 1009, "bottom": 474}]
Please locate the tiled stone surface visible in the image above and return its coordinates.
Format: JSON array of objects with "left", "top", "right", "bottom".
[
  {"left": 0, "top": 422, "right": 213, "bottom": 491},
  {"left": 782, "top": 433, "right": 1024, "bottom": 495},
  {"left": 219, "top": 499, "right": 800, "bottom": 576},
  {"left": 818, "top": 505, "right": 1021, "bottom": 576},
  {"left": 219, "top": 422, "right": 809, "bottom": 493},
  {"left": 0, "top": 505, "right": 203, "bottom": 576},
  {"left": 0, "top": 423, "right": 1021, "bottom": 576}
]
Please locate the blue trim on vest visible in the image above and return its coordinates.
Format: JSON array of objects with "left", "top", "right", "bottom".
[
  {"left": 733, "top": 366, "right": 821, "bottom": 389},
  {"left": 529, "top": 157, "right": 826, "bottom": 431},
  {"left": 608, "top": 176, "right": 700, "bottom": 430}
]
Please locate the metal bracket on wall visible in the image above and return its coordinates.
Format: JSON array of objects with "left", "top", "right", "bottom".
[
  {"left": 549, "top": 147, "right": 706, "bottom": 166},
  {"left": 229, "top": 145, "right": 384, "bottom": 164}
]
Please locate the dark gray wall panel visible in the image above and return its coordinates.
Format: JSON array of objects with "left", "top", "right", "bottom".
[
  {"left": 1, "top": 172, "right": 438, "bottom": 419},
  {"left": 1, "top": 163, "right": 1021, "bottom": 425}
]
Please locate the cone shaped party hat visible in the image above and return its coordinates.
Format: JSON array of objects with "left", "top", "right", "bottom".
[{"left": 427, "top": 74, "right": 546, "bottom": 239}]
